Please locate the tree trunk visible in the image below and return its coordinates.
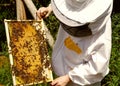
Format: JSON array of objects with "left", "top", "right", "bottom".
[{"left": 16, "top": 0, "right": 26, "bottom": 20}]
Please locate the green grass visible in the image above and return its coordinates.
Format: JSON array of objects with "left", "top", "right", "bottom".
[{"left": 0, "top": 56, "right": 12, "bottom": 86}]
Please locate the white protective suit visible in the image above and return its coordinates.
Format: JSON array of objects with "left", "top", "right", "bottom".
[{"left": 51, "top": 0, "right": 113, "bottom": 86}]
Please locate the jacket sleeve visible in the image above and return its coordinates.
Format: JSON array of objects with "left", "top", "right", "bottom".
[{"left": 68, "top": 29, "right": 112, "bottom": 85}]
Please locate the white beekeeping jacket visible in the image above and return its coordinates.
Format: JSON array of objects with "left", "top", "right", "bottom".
[{"left": 51, "top": 0, "right": 113, "bottom": 85}]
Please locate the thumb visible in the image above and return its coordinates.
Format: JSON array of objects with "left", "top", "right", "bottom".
[{"left": 41, "top": 11, "right": 48, "bottom": 18}]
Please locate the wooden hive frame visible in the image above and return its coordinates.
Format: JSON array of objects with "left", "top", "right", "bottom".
[{"left": 4, "top": 19, "right": 53, "bottom": 86}]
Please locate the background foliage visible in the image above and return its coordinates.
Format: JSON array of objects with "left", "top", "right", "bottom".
[{"left": 0, "top": 0, "right": 120, "bottom": 86}]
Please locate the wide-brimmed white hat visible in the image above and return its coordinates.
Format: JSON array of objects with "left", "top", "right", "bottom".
[{"left": 51, "top": 0, "right": 112, "bottom": 26}]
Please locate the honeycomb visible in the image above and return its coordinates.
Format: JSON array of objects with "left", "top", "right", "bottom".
[{"left": 5, "top": 20, "right": 53, "bottom": 85}]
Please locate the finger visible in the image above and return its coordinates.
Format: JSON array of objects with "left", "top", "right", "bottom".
[
  {"left": 41, "top": 11, "right": 48, "bottom": 18},
  {"left": 36, "top": 11, "right": 42, "bottom": 20},
  {"left": 36, "top": 7, "right": 45, "bottom": 19},
  {"left": 51, "top": 81, "right": 58, "bottom": 86},
  {"left": 45, "top": 12, "right": 50, "bottom": 18}
]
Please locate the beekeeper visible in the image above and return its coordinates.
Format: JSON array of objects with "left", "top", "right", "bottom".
[{"left": 37, "top": 0, "right": 113, "bottom": 86}]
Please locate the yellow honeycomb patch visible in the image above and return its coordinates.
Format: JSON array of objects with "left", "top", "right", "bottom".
[{"left": 64, "top": 36, "right": 82, "bottom": 54}]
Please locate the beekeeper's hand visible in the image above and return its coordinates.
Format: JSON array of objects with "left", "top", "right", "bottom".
[
  {"left": 36, "top": 4, "right": 52, "bottom": 19},
  {"left": 50, "top": 75, "right": 71, "bottom": 86}
]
